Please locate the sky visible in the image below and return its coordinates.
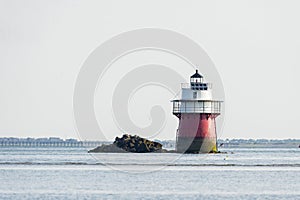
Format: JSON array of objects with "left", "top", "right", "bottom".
[{"left": 0, "top": 0, "right": 299, "bottom": 140}]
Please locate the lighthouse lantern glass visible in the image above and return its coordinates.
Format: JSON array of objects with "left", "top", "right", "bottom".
[{"left": 190, "top": 77, "right": 202, "bottom": 84}]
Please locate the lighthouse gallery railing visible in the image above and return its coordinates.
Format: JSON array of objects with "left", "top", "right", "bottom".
[{"left": 172, "top": 100, "right": 221, "bottom": 114}]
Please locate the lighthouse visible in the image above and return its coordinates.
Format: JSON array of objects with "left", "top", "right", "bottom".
[{"left": 172, "top": 70, "right": 222, "bottom": 153}]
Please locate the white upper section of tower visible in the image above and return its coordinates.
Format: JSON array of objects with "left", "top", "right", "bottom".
[
  {"left": 174, "top": 85, "right": 219, "bottom": 114},
  {"left": 181, "top": 87, "right": 212, "bottom": 100},
  {"left": 180, "top": 70, "right": 212, "bottom": 101},
  {"left": 172, "top": 70, "right": 222, "bottom": 115}
]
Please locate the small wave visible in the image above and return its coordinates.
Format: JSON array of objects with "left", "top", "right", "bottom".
[{"left": 0, "top": 162, "right": 299, "bottom": 167}]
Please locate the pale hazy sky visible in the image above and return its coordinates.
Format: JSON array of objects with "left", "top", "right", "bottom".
[{"left": 0, "top": 0, "right": 299, "bottom": 140}]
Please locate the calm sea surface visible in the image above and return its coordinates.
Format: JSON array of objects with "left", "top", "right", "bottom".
[{"left": 0, "top": 147, "right": 299, "bottom": 199}]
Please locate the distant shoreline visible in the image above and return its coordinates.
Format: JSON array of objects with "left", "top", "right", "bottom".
[
  {"left": 0, "top": 137, "right": 299, "bottom": 148},
  {"left": 219, "top": 143, "right": 300, "bottom": 148}
]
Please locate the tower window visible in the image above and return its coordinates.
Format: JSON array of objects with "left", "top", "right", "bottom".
[{"left": 193, "top": 92, "right": 197, "bottom": 99}]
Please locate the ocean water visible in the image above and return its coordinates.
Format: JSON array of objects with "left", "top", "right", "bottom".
[{"left": 0, "top": 147, "right": 299, "bottom": 200}]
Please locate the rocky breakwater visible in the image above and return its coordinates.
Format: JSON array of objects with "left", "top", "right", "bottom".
[{"left": 88, "top": 134, "right": 168, "bottom": 153}]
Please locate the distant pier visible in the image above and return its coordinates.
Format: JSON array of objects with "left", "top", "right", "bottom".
[{"left": 0, "top": 137, "right": 105, "bottom": 148}]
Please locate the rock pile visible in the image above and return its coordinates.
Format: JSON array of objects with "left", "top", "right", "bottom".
[
  {"left": 114, "top": 134, "right": 165, "bottom": 153},
  {"left": 88, "top": 134, "right": 167, "bottom": 153}
]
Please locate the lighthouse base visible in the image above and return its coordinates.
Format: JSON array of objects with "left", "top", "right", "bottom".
[
  {"left": 175, "top": 113, "right": 219, "bottom": 153},
  {"left": 176, "top": 137, "right": 217, "bottom": 153}
]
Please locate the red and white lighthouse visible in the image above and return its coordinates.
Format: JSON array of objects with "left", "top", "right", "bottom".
[{"left": 172, "top": 70, "right": 222, "bottom": 153}]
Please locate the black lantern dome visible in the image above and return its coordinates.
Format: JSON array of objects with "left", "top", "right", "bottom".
[{"left": 190, "top": 69, "right": 203, "bottom": 79}]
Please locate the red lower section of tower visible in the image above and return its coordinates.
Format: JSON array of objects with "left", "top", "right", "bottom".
[{"left": 176, "top": 113, "right": 219, "bottom": 153}]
